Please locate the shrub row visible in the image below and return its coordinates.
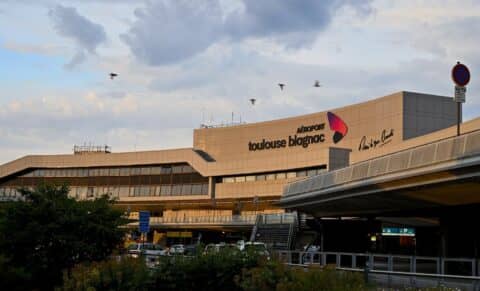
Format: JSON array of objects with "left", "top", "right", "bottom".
[{"left": 58, "top": 250, "right": 371, "bottom": 291}]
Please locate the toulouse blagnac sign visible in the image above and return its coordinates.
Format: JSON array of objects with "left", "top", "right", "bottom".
[{"left": 248, "top": 112, "right": 348, "bottom": 151}]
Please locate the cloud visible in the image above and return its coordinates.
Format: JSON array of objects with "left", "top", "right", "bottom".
[
  {"left": 48, "top": 4, "right": 106, "bottom": 67},
  {"left": 122, "top": 0, "right": 373, "bottom": 66},
  {"left": 121, "top": 0, "right": 223, "bottom": 66}
]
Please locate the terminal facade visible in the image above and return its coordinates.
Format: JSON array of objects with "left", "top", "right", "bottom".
[{"left": 1, "top": 91, "right": 477, "bottom": 255}]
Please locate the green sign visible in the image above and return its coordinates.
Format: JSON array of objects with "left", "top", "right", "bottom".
[{"left": 382, "top": 227, "right": 415, "bottom": 237}]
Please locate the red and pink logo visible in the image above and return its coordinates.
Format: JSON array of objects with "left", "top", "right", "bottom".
[{"left": 327, "top": 112, "right": 348, "bottom": 144}]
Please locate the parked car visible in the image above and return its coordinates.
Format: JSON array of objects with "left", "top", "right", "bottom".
[
  {"left": 168, "top": 244, "right": 185, "bottom": 255},
  {"left": 127, "top": 243, "right": 167, "bottom": 258}
]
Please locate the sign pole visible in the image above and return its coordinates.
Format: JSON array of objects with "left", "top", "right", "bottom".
[{"left": 457, "top": 102, "right": 461, "bottom": 136}]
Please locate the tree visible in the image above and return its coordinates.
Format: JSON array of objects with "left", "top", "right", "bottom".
[{"left": 0, "top": 184, "right": 127, "bottom": 291}]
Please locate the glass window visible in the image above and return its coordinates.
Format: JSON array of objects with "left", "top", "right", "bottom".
[
  {"left": 120, "top": 168, "right": 130, "bottom": 176},
  {"left": 172, "top": 165, "right": 183, "bottom": 174},
  {"left": 141, "top": 186, "right": 151, "bottom": 196},
  {"left": 276, "top": 173, "right": 286, "bottom": 179},
  {"left": 161, "top": 166, "right": 172, "bottom": 174},
  {"left": 235, "top": 176, "right": 246, "bottom": 182},
  {"left": 154, "top": 186, "right": 160, "bottom": 196},
  {"left": 182, "top": 165, "right": 194, "bottom": 173},
  {"left": 140, "top": 167, "right": 150, "bottom": 175},
  {"left": 297, "top": 171, "right": 307, "bottom": 177},
  {"left": 119, "top": 187, "right": 130, "bottom": 197},
  {"left": 160, "top": 185, "right": 171, "bottom": 196},
  {"left": 201, "top": 184, "right": 209, "bottom": 195},
  {"left": 223, "top": 177, "right": 235, "bottom": 183},
  {"left": 133, "top": 186, "right": 141, "bottom": 196},
  {"left": 192, "top": 184, "right": 202, "bottom": 194},
  {"left": 286, "top": 172, "right": 297, "bottom": 179},
  {"left": 181, "top": 184, "right": 192, "bottom": 195},
  {"left": 131, "top": 167, "right": 141, "bottom": 176},
  {"left": 68, "top": 188, "right": 76, "bottom": 198},
  {"left": 100, "top": 168, "right": 109, "bottom": 176},
  {"left": 150, "top": 167, "right": 161, "bottom": 175},
  {"left": 77, "top": 187, "right": 87, "bottom": 199},
  {"left": 266, "top": 174, "right": 276, "bottom": 181},
  {"left": 256, "top": 175, "right": 266, "bottom": 181},
  {"left": 245, "top": 175, "right": 255, "bottom": 182},
  {"left": 91, "top": 169, "right": 100, "bottom": 176},
  {"left": 110, "top": 168, "right": 120, "bottom": 176},
  {"left": 172, "top": 185, "right": 182, "bottom": 195},
  {"left": 87, "top": 187, "right": 94, "bottom": 198},
  {"left": 307, "top": 169, "right": 317, "bottom": 177}
]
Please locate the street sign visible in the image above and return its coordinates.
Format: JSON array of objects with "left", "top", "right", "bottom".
[
  {"left": 455, "top": 85, "right": 466, "bottom": 103},
  {"left": 452, "top": 62, "right": 470, "bottom": 87},
  {"left": 139, "top": 210, "right": 150, "bottom": 233}
]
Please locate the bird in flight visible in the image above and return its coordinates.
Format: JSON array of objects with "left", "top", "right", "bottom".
[
  {"left": 278, "top": 83, "right": 285, "bottom": 90},
  {"left": 109, "top": 73, "right": 118, "bottom": 80},
  {"left": 249, "top": 98, "right": 256, "bottom": 105},
  {"left": 314, "top": 80, "right": 321, "bottom": 87}
]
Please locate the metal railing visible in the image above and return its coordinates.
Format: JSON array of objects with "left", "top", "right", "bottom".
[
  {"left": 144, "top": 214, "right": 258, "bottom": 225},
  {"left": 256, "top": 213, "right": 297, "bottom": 225},
  {"left": 284, "top": 129, "right": 480, "bottom": 197},
  {"left": 276, "top": 250, "right": 480, "bottom": 278}
]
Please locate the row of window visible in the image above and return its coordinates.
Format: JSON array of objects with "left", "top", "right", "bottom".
[
  {"left": 21, "top": 164, "right": 197, "bottom": 178},
  {"left": 0, "top": 183, "right": 209, "bottom": 199},
  {"left": 221, "top": 168, "right": 326, "bottom": 183}
]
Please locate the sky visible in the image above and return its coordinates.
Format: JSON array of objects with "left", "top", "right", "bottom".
[{"left": 0, "top": 0, "right": 479, "bottom": 163}]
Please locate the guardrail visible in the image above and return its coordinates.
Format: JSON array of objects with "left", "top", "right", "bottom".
[
  {"left": 284, "top": 129, "right": 480, "bottom": 197},
  {"left": 276, "top": 251, "right": 480, "bottom": 277}
]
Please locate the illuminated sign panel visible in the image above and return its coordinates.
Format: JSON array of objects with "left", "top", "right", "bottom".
[{"left": 382, "top": 227, "right": 415, "bottom": 237}]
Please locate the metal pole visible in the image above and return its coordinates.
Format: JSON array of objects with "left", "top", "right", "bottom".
[{"left": 457, "top": 102, "right": 461, "bottom": 136}]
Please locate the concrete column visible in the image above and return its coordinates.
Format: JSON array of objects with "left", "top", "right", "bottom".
[{"left": 208, "top": 176, "right": 215, "bottom": 199}]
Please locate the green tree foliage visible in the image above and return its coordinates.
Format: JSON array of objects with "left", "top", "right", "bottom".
[{"left": 0, "top": 185, "right": 127, "bottom": 291}]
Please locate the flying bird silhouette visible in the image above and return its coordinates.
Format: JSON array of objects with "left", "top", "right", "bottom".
[
  {"left": 278, "top": 83, "right": 285, "bottom": 90},
  {"left": 314, "top": 80, "right": 321, "bottom": 87},
  {"left": 109, "top": 73, "right": 118, "bottom": 80},
  {"left": 249, "top": 98, "right": 256, "bottom": 105}
]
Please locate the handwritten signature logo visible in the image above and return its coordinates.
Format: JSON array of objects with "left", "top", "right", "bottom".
[{"left": 358, "top": 129, "right": 394, "bottom": 151}]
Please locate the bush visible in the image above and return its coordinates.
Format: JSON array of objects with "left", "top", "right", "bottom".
[
  {"left": 238, "top": 263, "right": 371, "bottom": 291},
  {"left": 152, "top": 248, "right": 261, "bottom": 291},
  {"left": 58, "top": 250, "right": 373, "bottom": 291},
  {"left": 58, "top": 257, "right": 151, "bottom": 291}
]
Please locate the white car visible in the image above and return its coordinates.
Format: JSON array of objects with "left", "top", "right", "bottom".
[
  {"left": 168, "top": 244, "right": 185, "bottom": 255},
  {"left": 127, "top": 243, "right": 167, "bottom": 258}
]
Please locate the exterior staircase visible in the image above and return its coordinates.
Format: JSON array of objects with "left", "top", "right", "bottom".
[{"left": 250, "top": 212, "right": 298, "bottom": 250}]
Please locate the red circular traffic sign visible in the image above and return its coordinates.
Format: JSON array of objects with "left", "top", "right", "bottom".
[{"left": 452, "top": 62, "right": 470, "bottom": 87}]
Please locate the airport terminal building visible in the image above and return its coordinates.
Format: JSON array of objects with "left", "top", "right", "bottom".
[{"left": 1, "top": 91, "right": 479, "bottom": 255}]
